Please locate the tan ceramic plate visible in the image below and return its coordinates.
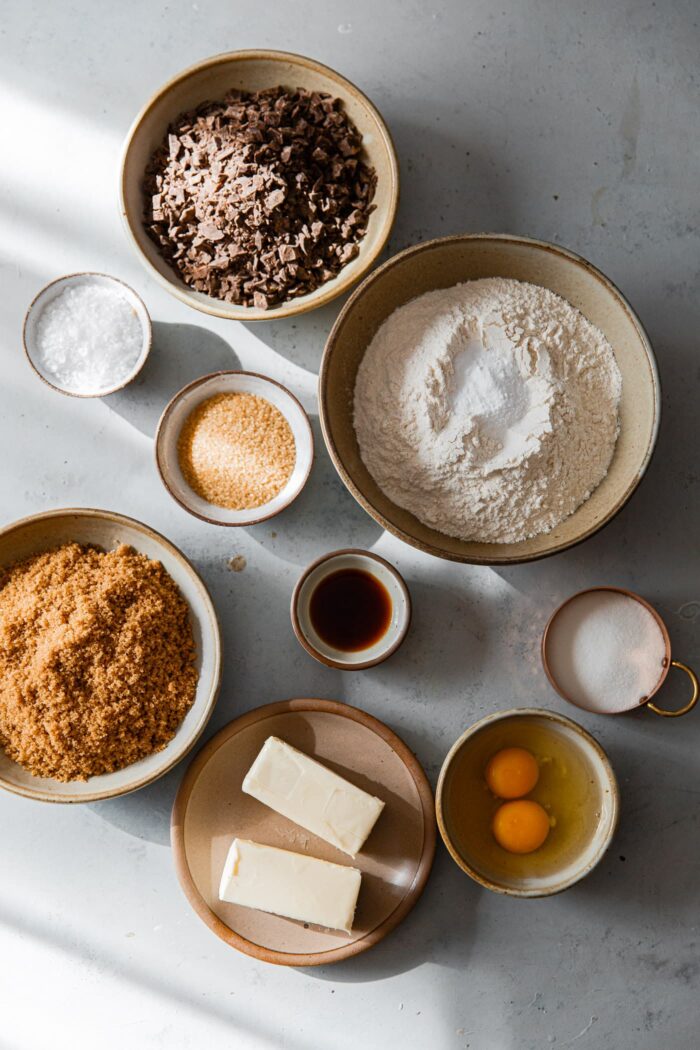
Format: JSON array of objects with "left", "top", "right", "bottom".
[
  {"left": 320, "top": 233, "right": 661, "bottom": 564},
  {"left": 171, "top": 698, "right": 436, "bottom": 966},
  {"left": 120, "top": 50, "right": 399, "bottom": 321},
  {"left": 0, "top": 509, "right": 222, "bottom": 803}
]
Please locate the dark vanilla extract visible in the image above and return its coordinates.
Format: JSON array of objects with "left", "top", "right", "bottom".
[{"left": 309, "top": 569, "right": 392, "bottom": 652}]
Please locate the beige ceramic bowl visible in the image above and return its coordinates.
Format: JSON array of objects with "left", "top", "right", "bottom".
[
  {"left": 120, "top": 49, "right": 399, "bottom": 321},
  {"left": 436, "top": 708, "right": 619, "bottom": 897},
  {"left": 320, "top": 233, "right": 661, "bottom": 565},
  {"left": 0, "top": 509, "right": 222, "bottom": 803},
  {"left": 155, "top": 370, "right": 314, "bottom": 526}
]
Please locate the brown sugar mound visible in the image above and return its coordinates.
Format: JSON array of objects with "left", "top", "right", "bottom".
[
  {"left": 177, "top": 392, "right": 296, "bottom": 510},
  {"left": 0, "top": 543, "right": 198, "bottom": 782}
]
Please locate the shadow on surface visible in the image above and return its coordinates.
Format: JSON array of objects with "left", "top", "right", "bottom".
[
  {"left": 89, "top": 762, "right": 184, "bottom": 847},
  {"left": 563, "top": 730, "right": 700, "bottom": 935},
  {"left": 241, "top": 290, "right": 354, "bottom": 374},
  {"left": 0, "top": 900, "right": 308, "bottom": 1050},
  {"left": 386, "top": 575, "right": 489, "bottom": 693},
  {"left": 247, "top": 416, "right": 383, "bottom": 567},
  {"left": 105, "top": 321, "right": 239, "bottom": 437},
  {"left": 302, "top": 845, "right": 479, "bottom": 982}
]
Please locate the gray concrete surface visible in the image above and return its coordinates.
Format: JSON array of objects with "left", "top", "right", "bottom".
[{"left": 1, "top": 1, "right": 699, "bottom": 1047}]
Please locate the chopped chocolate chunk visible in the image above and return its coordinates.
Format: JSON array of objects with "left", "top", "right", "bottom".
[
  {"left": 142, "top": 85, "right": 377, "bottom": 309},
  {"left": 198, "top": 222, "right": 224, "bottom": 241},
  {"left": 265, "top": 188, "right": 286, "bottom": 211},
  {"left": 278, "top": 244, "right": 297, "bottom": 263}
]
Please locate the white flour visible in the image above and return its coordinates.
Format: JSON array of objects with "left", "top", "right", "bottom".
[{"left": 353, "top": 278, "right": 622, "bottom": 543}]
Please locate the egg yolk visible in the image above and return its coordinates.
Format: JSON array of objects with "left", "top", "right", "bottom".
[
  {"left": 492, "top": 800, "right": 551, "bottom": 854},
  {"left": 485, "top": 747, "right": 539, "bottom": 799}
]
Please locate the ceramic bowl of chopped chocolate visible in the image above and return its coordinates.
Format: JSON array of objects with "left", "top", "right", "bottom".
[{"left": 120, "top": 50, "right": 399, "bottom": 320}]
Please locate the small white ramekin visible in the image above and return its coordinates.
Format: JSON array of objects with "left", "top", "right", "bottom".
[
  {"left": 23, "top": 272, "right": 152, "bottom": 397},
  {"left": 291, "top": 548, "right": 411, "bottom": 670}
]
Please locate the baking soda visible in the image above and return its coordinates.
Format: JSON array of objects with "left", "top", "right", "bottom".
[
  {"left": 546, "top": 590, "right": 667, "bottom": 713},
  {"left": 34, "top": 282, "right": 143, "bottom": 393}
]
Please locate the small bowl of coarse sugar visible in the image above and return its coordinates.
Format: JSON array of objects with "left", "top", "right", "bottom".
[
  {"left": 23, "top": 272, "right": 152, "bottom": 397},
  {"left": 155, "top": 370, "right": 314, "bottom": 526}
]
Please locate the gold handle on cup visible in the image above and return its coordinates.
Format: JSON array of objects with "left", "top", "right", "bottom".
[{"left": 646, "top": 661, "right": 700, "bottom": 718}]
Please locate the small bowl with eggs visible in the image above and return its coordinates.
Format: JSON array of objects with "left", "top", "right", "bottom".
[{"left": 436, "top": 708, "right": 619, "bottom": 897}]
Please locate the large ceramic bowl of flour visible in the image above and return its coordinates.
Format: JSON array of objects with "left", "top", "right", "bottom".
[{"left": 319, "top": 234, "right": 660, "bottom": 564}]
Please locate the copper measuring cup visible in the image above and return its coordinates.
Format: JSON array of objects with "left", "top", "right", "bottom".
[{"left": 542, "top": 586, "right": 699, "bottom": 718}]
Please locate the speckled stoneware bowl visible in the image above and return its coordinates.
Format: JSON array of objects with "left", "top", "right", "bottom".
[
  {"left": 120, "top": 49, "right": 399, "bottom": 321},
  {"left": 0, "top": 508, "right": 222, "bottom": 804},
  {"left": 436, "top": 708, "right": 619, "bottom": 897},
  {"left": 23, "top": 272, "right": 152, "bottom": 397},
  {"left": 155, "top": 370, "right": 314, "bottom": 526},
  {"left": 319, "top": 233, "right": 661, "bottom": 565},
  {"left": 291, "top": 548, "right": 411, "bottom": 669}
]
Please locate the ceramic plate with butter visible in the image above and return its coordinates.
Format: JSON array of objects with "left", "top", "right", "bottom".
[{"left": 171, "top": 698, "right": 436, "bottom": 966}]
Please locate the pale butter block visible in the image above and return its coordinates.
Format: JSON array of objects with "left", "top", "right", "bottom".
[
  {"left": 218, "top": 838, "right": 361, "bottom": 933},
  {"left": 242, "top": 736, "right": 385, "bottom": 857}
]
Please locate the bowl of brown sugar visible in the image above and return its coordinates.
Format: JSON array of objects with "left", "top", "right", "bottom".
[
  {"left": 0, "top": 508, "right": 222, "bottom": 803},
  {"left": 156, "top": 371, "right": 314, "bottom": 526}
]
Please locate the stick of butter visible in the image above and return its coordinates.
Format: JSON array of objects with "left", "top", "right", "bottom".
[
  {"left": 219, "top": 838, "right": 361, "bottom": 934},
  {"left": 242, "top": 736, "right": 385, "bottom": 857}
]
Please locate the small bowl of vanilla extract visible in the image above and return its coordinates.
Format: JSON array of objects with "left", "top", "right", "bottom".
[{"left": 291, "top": 549, "right": 412, "bottom": 669}]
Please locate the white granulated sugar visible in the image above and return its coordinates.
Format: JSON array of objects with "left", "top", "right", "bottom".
[
  {"left": 353, "top": 278, "right": 622, "bottom": 543},
  {"left": 35, "top": 283, "right": 143, "bottom": 393},
  {"left": 546, "top": 591, "right": 667, "bottom": 713}
]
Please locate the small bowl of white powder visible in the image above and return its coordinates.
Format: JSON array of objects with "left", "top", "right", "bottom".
[
  {"left": 543, "top": 587, "right": 699, "bottom": 718},
  {"left": 23, "top": 273, "right": 152, "bottom": 397}
]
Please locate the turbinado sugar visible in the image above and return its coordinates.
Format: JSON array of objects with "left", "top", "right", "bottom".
[
  {"left": 177, "top": 392, "right": 296, "bottom": 509},
  {"left": 545, "top": 590, "right": 667, "bottom": 713}
]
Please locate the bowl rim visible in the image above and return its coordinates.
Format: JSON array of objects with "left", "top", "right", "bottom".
[
  {"left": 0, "top": 506, "right": 222, "bottom": 803},
  {"left": 118, "top": 48, "right": 400, "bottom": 322},
  {"left": 319, "top": 231, "right": 662, "bottom": 565},
  {"left": 435, "top": 706, "right": 620, "bottom": 897},
  {"left": 22, "top": 272, "right": 153, "bottom": 398},
  {"left": 290, "top": 547, "right": 412, "bottom": 669},
  {"left": 155, "top": 369, "right": 315, "bottom": 527}
]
